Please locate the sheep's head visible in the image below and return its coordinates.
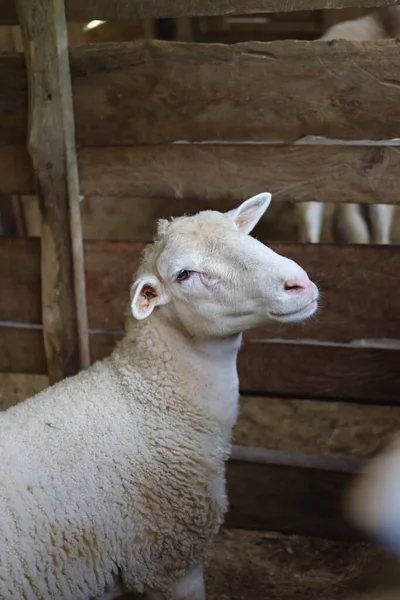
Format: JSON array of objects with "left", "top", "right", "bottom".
[{"left": 130, "top": 193, "right": 319, "bottom": 337}]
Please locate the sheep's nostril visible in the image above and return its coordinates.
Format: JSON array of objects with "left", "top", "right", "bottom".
[
  {"left": 284, "top": 281, "right": 303, "bottom": 292},
  {"left": 284, "top": 275, "right": 310, "bottom": 292}
]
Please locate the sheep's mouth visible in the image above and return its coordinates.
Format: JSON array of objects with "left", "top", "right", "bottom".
[{"left": 270, "top": 298, "right": 318, "bottom": 321}]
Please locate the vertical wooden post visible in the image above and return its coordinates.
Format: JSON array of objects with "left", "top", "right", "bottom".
[{"left": 16, "top": 0, "right": 90, "bottom": 383}]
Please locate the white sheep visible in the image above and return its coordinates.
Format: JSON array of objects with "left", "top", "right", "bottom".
[
  {"left": 295, "top": 8, "right": 399, "bottom": 244},
  {"left": 347, "top": 432, "right": 400, "bottom": 559},
  {"left": 344, "top": 434, "right": 400, "bottom": 600},
  {"left": 0, "top": 193, "right": 318, "bottom": 600}
]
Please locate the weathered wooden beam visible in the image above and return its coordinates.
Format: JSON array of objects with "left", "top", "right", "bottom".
[
  {"left": 5, "top": 143, "right": 400, "bottom": 206},
  {"left": 77, "top": 144, "right": 400, "bottom": 205},
  {"left": 71, "top": 39, "right": 400, "bottom": 144},
  {"left": 16, "top": 0, "right": 89, "bottom": 383},
  {"left": 234, "top": 395, "right": 400, "bottom": 457},
  {"left": 3, "top": 39, "right": 400, "bottom": 144},
  {"left": 1, "top": 0, "right": 400, "bottom": 24},
  {"left": 47, "top": 38, "right": 400, "bottom": 143},
  {"left": 237, "top": 340, "right": 400, "bottom": 403},
  {"left": 227, "top": 445, "right": 365, "bottom": 539}
]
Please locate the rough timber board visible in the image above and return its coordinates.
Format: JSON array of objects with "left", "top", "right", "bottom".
[
  {"left": 234, "top": 396, "right": 400, "bottom": 458},
  {"left": 16, "top": 0, "right": 86, "bottom": 382},
  {"left": 70, "top": 39, "right": 400, "bottom": 144},
  {"left": 238, "top": 340, "right": 400, "bottom": 403},
  {"left": 1, "top": 0, "right": 400, "bottom": 24},
  {"left": 227, "top": 445, "right": 364, "bottom": 538},
  {"left": 2, "top": 238, "right": 400, "bottom": 343},
  {"left": 5, "top": 144, "right": 400, "bottom": 205},
  {"left": 2, "top": 40, "right": 400, "bottom": 144},
  {"left": 78, "top": 145, "right": 400, "bottom": 205}
]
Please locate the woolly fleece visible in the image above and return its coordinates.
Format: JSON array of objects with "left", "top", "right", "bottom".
[{"left": 0, "top": 318, "right": 230, "bottom": 599}]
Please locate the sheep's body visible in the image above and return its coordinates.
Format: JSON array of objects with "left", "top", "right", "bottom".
[
  {"left": 0, "top": 195, "right": 318, "bottom": 599},
  {"left": 0, "top": 318, "right": 233, "bottom": 599}
]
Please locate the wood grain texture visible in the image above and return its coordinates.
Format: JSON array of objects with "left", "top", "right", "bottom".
[
  {"left": 238, "top": 340, "right": 400, "bottom": 402},
  {"left": 78, "top": 144, "right": 400, "bottom": 205},
  {"left": 227, "top": 445, "right": 365, "bottom": 539},
  {"left": 0, "top": 0, "right": 398, "bottom": 24},
  {"left": 70, "top": 39, "right": 400, "bottom": 144},
  {"left": 2, "top": 238, "right": 400, "bottom": 343},
  {"left": 16, "top": 0, "right": 82, "bottom": 383},
  {"left": 234, "top": 395, "right": 400, "bottom": 457},
  {"left": 3, "top": 40, "right": 400, "bottom": 145},
  {"left": 5, "top": 143, "right": 400, "bottom": 205},
  {"left": 54, "top": 1, "right": 91, "bottom": 371}
]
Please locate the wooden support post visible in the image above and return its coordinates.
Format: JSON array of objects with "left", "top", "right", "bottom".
[{"left": 16, "top": 0, "right": 90, "bottom": 383}]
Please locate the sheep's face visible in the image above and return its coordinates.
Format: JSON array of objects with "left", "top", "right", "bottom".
[{"left": 130, "top": 193, "right": 319, "bottom": 338}]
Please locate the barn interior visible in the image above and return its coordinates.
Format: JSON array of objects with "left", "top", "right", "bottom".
[{"left": 1, "top": 2, "right": 400, "bottom": 598}]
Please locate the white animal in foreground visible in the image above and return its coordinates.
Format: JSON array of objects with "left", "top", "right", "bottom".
[
  {"left": 295, "top": 8, "right": 399, "bottom": 244},
  {"left": 348, "top": 434, "right": 400, "bottom": 559},
  {"left": 0, "top": 193, "right": 318, "bottom": 600},
  {"left": 344, "top": 436, "right": 400, "bottom": 600}
]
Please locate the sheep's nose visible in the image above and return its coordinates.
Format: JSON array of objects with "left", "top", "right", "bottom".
[{"left": 284, "top": 273, "right": 311, "bottom": 293}]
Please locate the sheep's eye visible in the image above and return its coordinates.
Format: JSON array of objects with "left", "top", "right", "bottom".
[{"left": 176, "top": 270, "right": 191, "bottom": 282}]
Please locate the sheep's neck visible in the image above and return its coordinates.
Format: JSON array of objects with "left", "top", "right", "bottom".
[{"left": 121, "top": 313, "right": 241, "bottom": 435}]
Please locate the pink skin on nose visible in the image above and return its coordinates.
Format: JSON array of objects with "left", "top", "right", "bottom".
[{"left": 284, "top": 273, "right": 312, "bottom": 293}]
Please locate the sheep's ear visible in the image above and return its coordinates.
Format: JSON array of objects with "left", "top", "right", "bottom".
[
  {"left": 130, "top": 274, "right": 165, "bottom": 320},
  {"left": 226, "top": 192, "right": 272, "bottom": 234}
]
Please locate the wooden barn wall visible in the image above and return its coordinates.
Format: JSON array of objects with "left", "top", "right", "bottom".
[
  {"left": 192, "top": 7, "right": 373, "bottom": 43},
  {"left": 0, "top": 38, "right": 399, "bottom": 229},
  {"left": 0, "top": 8, "right": 399, "bottom": 404},
  {"left": 0, "top": 0, "right": 397, "bottom": 24},
  {"left": 1, "top": 40, "right": 400, "bottom": 145},
  {"left": 1, "top": 144, "right": 400, "bottom": 205},
  {"left": 0, "top": 0, "right": 400, "bottom": 542}
]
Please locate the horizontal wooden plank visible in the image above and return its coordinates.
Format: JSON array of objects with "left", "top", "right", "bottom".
[
  {"left": 5, "top": 144, "right": 400, "bottom": 205},
  {"left": 227, "top": 445, "right": 365, "bottom": 539},
  {"left": 3, "top": 238, "right": 400, "bottom": 342},
  {"left": 3, "top": 40, "right": 400, "bottom": 145},
  {"left": 0, "top": 0, "right": 397, "bottom": 24},
  {"left": 234, "top": 395, "right": 400, "bottom": 457},
  {"left": 71, "top": 39, "right": 400, "bottom": 144},
  {"left": 2, "top": 327, "right": 400, "bottom": 403},
  {"left": 238, "top": 340, "right": 400, "bottom": 403},
  {"left": 21, "top": 195, "right": 247, "bottom": 239},
  {"left": 78, "top": 144, "right": 400, "bottom": 205}
]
